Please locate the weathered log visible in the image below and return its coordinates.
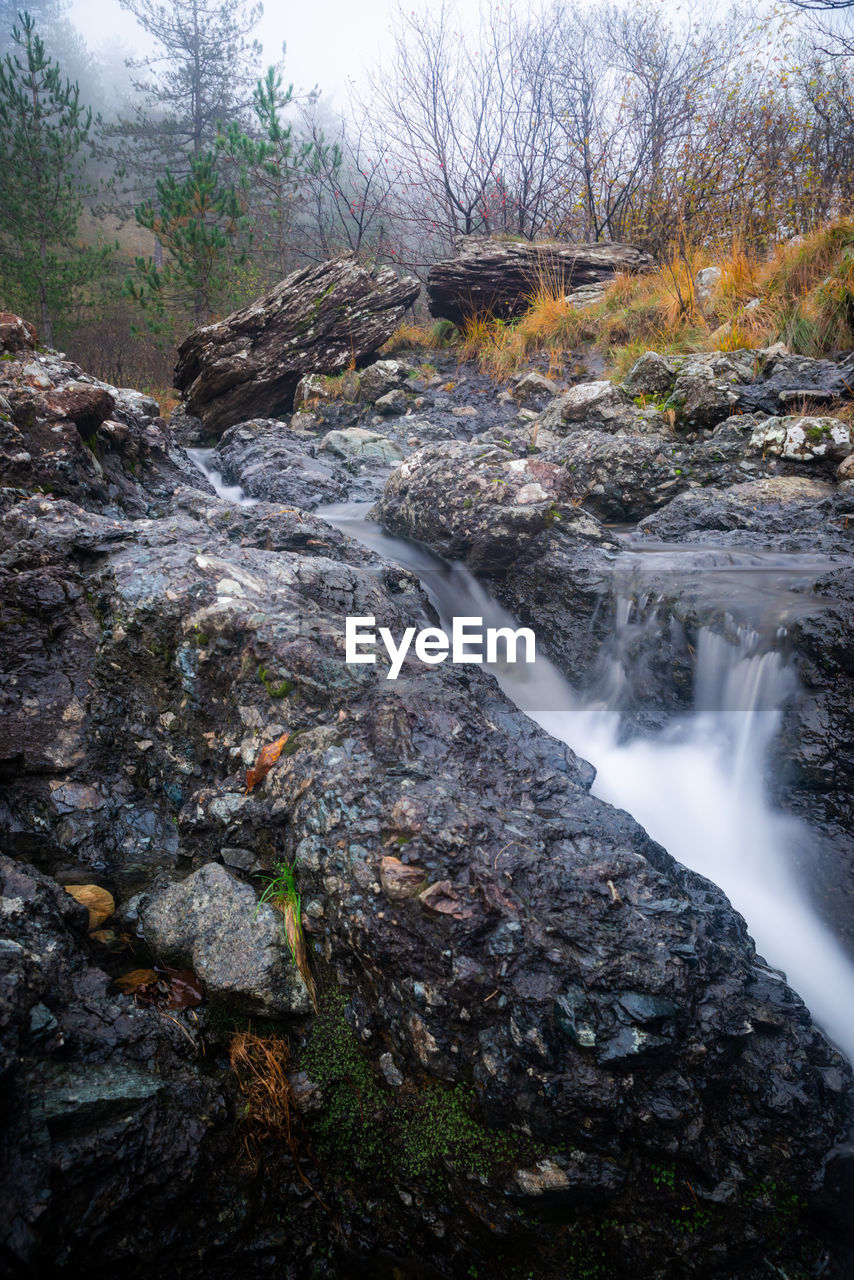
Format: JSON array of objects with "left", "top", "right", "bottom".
[
  {"left": 174, "top": 255, "right": 420, "bottom": 434},
  {"left": 426, "top": 235, "right": 654, "bottom": 326}
]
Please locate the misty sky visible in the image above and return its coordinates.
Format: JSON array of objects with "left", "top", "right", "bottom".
[{"left": 66, "top": 0, "right": 486, "bottom": 103}]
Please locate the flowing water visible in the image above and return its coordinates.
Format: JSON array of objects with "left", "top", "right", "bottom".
[
  {"left": 186, "top": 447, "right": 259, "bottom": 506},
  {"left": 191, "top": 451, "right": 854, "bottom": 1062}
]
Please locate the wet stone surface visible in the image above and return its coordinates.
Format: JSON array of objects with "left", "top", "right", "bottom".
[{"left": 2, "top": 320, "right": 854, "bottom": 1278}]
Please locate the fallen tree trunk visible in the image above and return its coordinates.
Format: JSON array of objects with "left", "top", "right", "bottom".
[
  {"left": 174, "top": 255, "right": 420, "bottom": 434},
  {"left": 427, "top": 235, "right": 654, "bottom": 326}
]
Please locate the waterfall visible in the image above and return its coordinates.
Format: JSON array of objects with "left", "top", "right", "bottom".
[
  {"left": 185, "top": 450, "right": 854, "bottom": 1062},
  {"left": 317, "top": 500, "right": 854, "bottom": 1064},
  {"left": 185, "top": 447, "right": 259, "bottom": 506}
]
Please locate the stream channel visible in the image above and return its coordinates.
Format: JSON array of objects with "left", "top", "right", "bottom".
[{"left": 188, "top": 447, "right": 854, "bottom": 1066}]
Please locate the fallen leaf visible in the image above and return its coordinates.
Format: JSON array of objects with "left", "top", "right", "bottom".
[
  {"left": 114, "top": 968, "right": 158, "bottom": 995},
  {"left": 64, "top": 884, "right": 115, "bottom": 931},
  {"left": 418, "top": 879, "right": 474, "bottom": 920},
  {"left": 165, "top": 969, "right": 204, "bottom": 1010},
  {"left": 245, "top": 733, "right": 289, "bottom": 793}
]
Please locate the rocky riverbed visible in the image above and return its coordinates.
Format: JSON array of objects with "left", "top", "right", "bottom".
[{"left": 2, "top": 311, "right": 854, "bottom": 1279}]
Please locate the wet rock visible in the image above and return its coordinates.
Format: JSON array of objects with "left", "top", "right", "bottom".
[
  {"left": 427, "top": 235, "right": 654, "bottom": 325},
  {"left": 3, "top": 333, "right": 854, "bottom": 1278},
  {"left": 174, "top": 256, "right": 420, "bottom": 433},
  {"left": 169, "top": 403, "right": 206, "bottom": 446},
  {"left": 358, "top": 358, "right": 411, "bottom": 403},
  {"left": 0, "top": 311, "right": 37, "bottom": 352},
  {"left": 514, "top": 371, "right": 560, "bottom": 402},
  {"left": 379, "top": 856, "right": 427, "bottom": 901},
  {"left": 541, "top": 379, "right": 643, "bottom": 434},
  {"left": 373, "top": 437, "right": 612, "bottom": 570},
  {"left": 622, "top": 351, "right": 678, "bottom": 397},
  {"left": 737, "top": 350, "right": 854, "bottom": 415},
  {"left": 374, "top": 388, "right": 408, "bottom": 416},
  {"left": 320, "top": 426, "right": 405, "bottom": 463},
  {"left": 637, "top": 475, "right": 842, "bottom": 545},
  {"left": 0, "top": 348, "right": 190, "bottom": 517},
  {"left": 140, "top": 863, "right": 312, "bottom": 1016},
  {"left": 749, "top": 415, "right": 854, "bottom": 462},
  {"left": 215, "top": 417, "right": 348, "bottom": 507},
  {"left": 668, "top": 352, "right": 754, "bottom": 428}
]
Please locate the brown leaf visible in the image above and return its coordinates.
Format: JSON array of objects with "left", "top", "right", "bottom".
[
  {"left": 165, "top": 969, "right": 204, "bottom": 1010},
  {"left": 245, "top": 733, "right": 289, "bottom": 793},
  {"left": 418, "top": 879, "right": 475, "bottom": 920},
  {"left": 64, "top": 883, "right": 115, "bottom": 931},
  {"left": 114, "top": 968, "right": 158, "bottom": 995}
]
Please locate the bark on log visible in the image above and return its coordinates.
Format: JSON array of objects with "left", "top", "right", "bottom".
[
  {"left": 427, "top": 236, "right": 655, "bottom": 326},
  {"left": 174, "top": 256, "right": 420, "bottom": 434}
]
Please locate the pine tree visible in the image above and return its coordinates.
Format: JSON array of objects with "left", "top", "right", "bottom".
[
  {"left": 218, "top": 66, "right": 318, "bottom": 279},
  {"left": 0, "top": 11, "right": 110, "bottom": 344},
  {"left": 116, "top": 0, "right": 265, "bottom": 183},
  {"left": 127, "top": 149, "right": 247, "bottom": 326}
]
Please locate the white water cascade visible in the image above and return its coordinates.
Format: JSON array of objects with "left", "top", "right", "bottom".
[
  {"left": 319, "top": 500, "right": 854, "bottom": 1065},
  {"left": 186, "top": 447, "right": 259, "bottom": 507},
  {"left": 186, "top": 451, "right": 854, "bottom": 1062}
]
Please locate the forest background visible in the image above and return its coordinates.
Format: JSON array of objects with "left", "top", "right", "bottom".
[{"left": 1, "top": 0, "right": 852, "bottom": 393}]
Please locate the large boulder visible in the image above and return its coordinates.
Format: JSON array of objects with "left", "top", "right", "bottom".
[
  {"left": 426, "top": 235, "right": 654, "bottom": 326},
  {"left": 0, "top": 321, "right": 192, "bottom": 518},
  {"left": 215, "top": 417, "right": 348, "bottom": 507},
  {"left": 636, "top": 475, "right": 841, "bottom": 545},
  {"left": 748, "top": 415, "right": 854, "bottom": 462},
  {"left": 738, "top": 350, "right": 854, "bottom": 415},
  {"left": 174, "top": 256, "right": 420, "bottom": 434}
]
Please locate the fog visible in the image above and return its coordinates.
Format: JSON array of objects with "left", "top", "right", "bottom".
[{"left": 65, "top": 0, "right": 486, "bottom": 99}]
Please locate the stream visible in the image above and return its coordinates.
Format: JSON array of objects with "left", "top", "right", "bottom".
[{"left": 190, "top": 448, "right": 854, "bottom": 1064}]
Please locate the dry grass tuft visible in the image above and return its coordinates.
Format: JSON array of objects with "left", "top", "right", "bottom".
[
  {"left": 230, "top": 1030, "right": 336, "bottom": 1219},
  {"left": 230, "top": 1030, "right": 299, "bottom": 1155},
  {"left": 444, "top": 220, "right": 854, "bottom": 380},
  {"left": 381, "top": 320, "right": 458, "bottom": 355}
]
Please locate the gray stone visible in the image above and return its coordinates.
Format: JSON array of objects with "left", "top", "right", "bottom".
[
  {"left": 374, "top": 388, "right": 408, "bottom": 416},
  {"left": 173, "top": 257, "right": 420, "bottom": 432},
  {"left": 695, "top": 265, "right": 722, "bottom": 315},
  {"left": 749, "top": 415, "right": 854, "bottom": 462},
  {"left": 565, "top": 282, "right": 606, "bottom": 310},
  {"left": 379, "top": 1051, "right": 404, "bottom": 1086},
  {"left": 320, "top": 427, "right": 405, "bottom": 462},
  {"left": 514, "top": 371, "right": 560, "bottom": 399},
  {"left": 622, "top": 351, "right": 677, "bottom": 398},
  {"left": 555, "top": 380, "right": 637, "bottom": 429},
  {"left": 358, "top": 359, "right": 410, "bottom": 403},
  {"left": 140, "top": 863, "right": 312, "bottom": 1016}
]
